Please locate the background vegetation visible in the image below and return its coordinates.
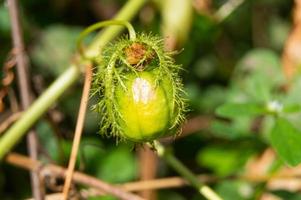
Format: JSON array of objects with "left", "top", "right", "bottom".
[{"left": 1, "top": 0, "right": 301, "bottom": 200}]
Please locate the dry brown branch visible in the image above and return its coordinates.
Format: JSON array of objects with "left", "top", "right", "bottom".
[
  {"left": 138, "top": 147, "right": 158, "bottom": 200},
  {"left": 8, "top": 88, "right": 20, "bottom": 112},
  {"left": 7, "top": 0, "right": 44, "bottom": 199},
  {"left": 245, "top": 148, "right": 301, "bottom": 193},
  {"left": 26, "top": 193, "right": 64, "bottom": 200},
  {"left": 62, "top": 64, "right": 93, "bottom": 199},
  {"left": 6, "top": 153, "right": 145, "bottom": 200},
  {"left": 122, "top": 175, "right": 215, "bottom": 192},
  {"left": 0, "top": 49, "right": 17, "bottom": 112},
  {"left": 74, "top": 166, "right": 301, "bottom": 199},
  {"left": 282, "top": 0, "right": 301, "bottom": 81},
  {"left": 124, "top": 168, "right": 301, "bottom": 193},
  {"left": 8, "top": 151, "right": 301, "bottom": 198},
  {"left": 0, "top": 112, "right": 23, "bottom": 134},
  {"left": 181, "top": 115, "right": 212, "bottom": 135},
  {"left": 193, "top": 0, "right": 212, "bottom": 15}
]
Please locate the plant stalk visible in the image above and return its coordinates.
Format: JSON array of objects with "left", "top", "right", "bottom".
[
  {"left": 86, "top": 0, "right": 146, "bottom": 58},
  {"left": 8, "top": 0, "right": 44, "bottom": 198},
  {"left": 6, "top": 152, "right": 145, "bottom": 200},
  {"left": 153, "top": 141, "right": 223, "bottom": 200},
  {"left": 0, "top": 0, "right": 147, "bottom": 160},
  {"left": 62, "top": 64, "right": 92, "bottom": 199},
  {"left": 77, "top": 20, "right": 136, "bottom": 58}
]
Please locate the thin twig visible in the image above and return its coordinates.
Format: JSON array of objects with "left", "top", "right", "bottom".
[
  {"left": 0, "top": 49, "right": 17, "bottom": 112},
  {"left": 123, "top": 175, "right": 215, "bottom": 192},
  {"left": 153, "top": 141, "right": 223, "bottom": 200},
  {"left": 138, "top": 147, "right": 158, "bottom": 200},
  {"left": 282, "top": 0, "right": 301, "bottom": 81},
  {"left": 0, "top": 112, "right": 22, "bottom": 134},
  {"left": 25, "top": 193, "right": 63, "bottom": 200},
  {"left": 122, "top": 173, "right": 291, "bottom": 192},
  {"left": 7, "top": 0, "right": 44, "bottom": 199},
  {"left": 62, "top": 64, "right": 92, "bottom": 199},
  {"left": 8, "top": 88, "right": 20, "bottom": 112},
  {"left": 6, "top": 152, "right": 145, "bottom": 200},
  {"left": 7, "top": 0, "right": 30, "bottom": 110},
  {"left": 8, "top": 152, "right": 301, "bottom": 196}
]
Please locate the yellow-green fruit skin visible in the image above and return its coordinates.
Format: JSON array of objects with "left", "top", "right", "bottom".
[{"left": 115, "top": 69, "right": 175, "bottom": 142}]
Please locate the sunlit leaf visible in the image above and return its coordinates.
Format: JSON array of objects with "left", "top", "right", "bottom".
[
  {"left": 215, "top": 180, "right": 251, "bottom": 200},
  {"left": 216, "top": 102, "right": 266, "bottom": 118},
  {"left": 97, "top": 146, "right": 137, "bottom": 183},
  {"left": 270, "top": 118, "right": 301, "bottom": 166}
]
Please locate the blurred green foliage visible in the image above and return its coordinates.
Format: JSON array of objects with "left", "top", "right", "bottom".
[
  {"left": 31, "top": 25, "right": 82, "bottom": 77},
  {"left": 0, "top": 0, "right": 300, "bottom": 199}
]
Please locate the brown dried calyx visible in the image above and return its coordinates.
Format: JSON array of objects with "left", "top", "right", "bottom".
[{"left": 125, "top": 43, "right": 154, "bottom": 70}]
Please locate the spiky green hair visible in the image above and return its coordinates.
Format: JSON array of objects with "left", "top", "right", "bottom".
[{"left": 91, "top": 33, "right": 186, "bottom": 142}]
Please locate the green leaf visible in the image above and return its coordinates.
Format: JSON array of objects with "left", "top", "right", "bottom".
[
  {"left": 0, "top": 5, "right": 11, "bottom": 35},
  {"left": 215, "top": 180, "right": 251, "bottom": 200},
  {"left": 197, "top": 147, "right": 240, "bottom": 176},
  {"left": 244, "top": 74, "right": 271, "bottom": 102},
  {"left": 36, "top": 121, "right": 62, "bottom": 163},
  {"left": 30, "top": 25, "right": 82, "bottom": 77},
  {"left": 232, "top": 49, "right": 284, "bottom": 102},
  {"left": 285, "top": 77, "right": 301, "bottom": 105},
  {"left": 97, "top": 146, "right": 137, "bottom": 183},
  {"left": 268, "top": 17, "right": 290, "bottom": 51},
  {"left": 273, "top": 190, "right": 301, "bottom": 200},
  {"left": 270, "top": 118, "right": 301, "bottom": 166},
  {"left": 196, "top": 144, "right": 255, "bottom": 177},
  {"left": 158, "top": 191, "right": 185, "bottom": 200},
  {"left": 79, "top": 137, "right": 104, "bottom": 173},
  {"left": 216, "top": 103, "right": 265, "bottom": 118},
  {"left": 283, "top": 104, "right": 301, "bottom": 113},
  {"left": 210, "top": 120, "right": 249, "bottom": 139},
  {"left": 234, "top": 49, "right": 283, "bottom": 88},
  {"left": 88, "top": 196, "right": 117, "bottom": 200}
]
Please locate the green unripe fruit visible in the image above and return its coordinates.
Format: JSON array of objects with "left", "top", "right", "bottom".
[
  {"left": 116, "top": 69, "right": 176, "bottom": 142},
  {"left": 92, "top": 34, "right": 185, "bottom": 143}
]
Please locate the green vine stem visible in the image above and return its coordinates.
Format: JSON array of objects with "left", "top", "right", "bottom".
[
  {"left": 77, "top": 20, "right": 136, "bottom": 58},
  {"left": 0, "top": 0, "right": 147, "bottom": 160},
  {"left": 86, "top": 0, "right": 147, "bottom": 59},
  {"left": 153, "top": 141, "right": 223, "bottom": 200},
  {"left": 215, "top": 0, "right": 245, "bottom": 22},
  {"left": 0, "top": 66, "right": 79, "bottom": 159}
]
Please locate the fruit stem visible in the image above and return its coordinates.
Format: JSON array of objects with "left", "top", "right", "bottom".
[
  {"left": 77, "top": 20, "right": 137, "bottom": 58},
  {"left": 153, "top": 141, "right": 223, "bottom": 200},
  {"left": 0, "top": 0, "right": 147, "bottom": 160}
]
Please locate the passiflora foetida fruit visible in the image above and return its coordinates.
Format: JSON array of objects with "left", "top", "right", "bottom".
[{"left": 91, "top": 34, "right": 186, "bottom": 143}]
